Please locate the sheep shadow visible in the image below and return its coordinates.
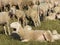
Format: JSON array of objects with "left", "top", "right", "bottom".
[{"left": 10, "top": 33, "right": 22, "bottom": 41}]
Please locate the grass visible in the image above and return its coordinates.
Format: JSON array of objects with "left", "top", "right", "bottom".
[{"left": 0, "top": 20, "right": 60, "bottom": 45}]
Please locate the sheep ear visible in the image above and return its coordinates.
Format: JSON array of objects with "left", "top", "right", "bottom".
[{"left": 8, "top": 11, "right": 13, "bottom": 18}]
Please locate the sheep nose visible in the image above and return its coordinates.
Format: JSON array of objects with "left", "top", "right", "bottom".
[{"left": 13, "top": 28, "right": 16, "bottom": 31}]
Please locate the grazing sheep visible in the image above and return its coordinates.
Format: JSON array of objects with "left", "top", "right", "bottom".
[
  {"left": 25, "top": 6, "right": 41, "bottom": 27},
  {"left": 1, "top": 0, "right": 10, "bottom": 11},
  {"left": 55, "top": 13, "right": 60, "bottom": 20},
  {"left": 15, "top": 10, "right": 26, "bottom": 27},
  {"left": 53, "top": 6, "right": 60, "bottom": 13},
  {"left": 38, "top": 3, "right": 49, "bottom": 21},
  {"left": 0, "top": 12, "right": 11, "bottom": 35},
  {"left": 46, "top": 13, "right": 56, "bottom": 20},
  {"left": 39, "top": 3, "right": 49, "bottom": 15}
]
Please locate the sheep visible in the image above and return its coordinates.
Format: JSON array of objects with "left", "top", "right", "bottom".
[
  {"left": 1, "top": 0, "right": 10, "bottom": 11},
  {"left": 38, "top": 3, "right": 49, "bottom": 21},
  {"left": 31, "top": 10, "right": 40, "bottom": 27},
  {"left": 39, "top": 3, "right": 49, "bottom": 15},
  {"left": 0, "top": 0, "right": 25, "bottom": 11},
  {"left": 53, "top": 6, "right": 60, "bottom": 13},
  {"left": 46, "top": 13, "right": 56, "bottom": 20},
  {"left": 55, "top": 13, "right": 60, "bottom": 20},
  {"left": 0, "top": 12, "right": 11, "bottom": 35},
  {"left": 25, "top": 6, "right": 41, "bottom": 27},
  {"left": 10, "top": 6, "right": 26, "bottom": 27}
]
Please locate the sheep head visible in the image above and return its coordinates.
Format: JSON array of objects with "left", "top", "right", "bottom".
[{"left": 10, "top": 22, "right": 22, "bottom": 33}]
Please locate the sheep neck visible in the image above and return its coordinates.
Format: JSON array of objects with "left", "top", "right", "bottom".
[{"left": 17, "top": 26, "right": 25, "bottom": 37}]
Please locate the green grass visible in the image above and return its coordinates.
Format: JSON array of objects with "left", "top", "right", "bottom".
[{"left": 0, "top": 20, "right": 60, "bottom": 45}]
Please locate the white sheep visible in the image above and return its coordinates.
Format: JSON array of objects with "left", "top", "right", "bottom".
[
  {"left": 0, "top": 12, "right": 11, "bottom": 35},
  {"left": 53, "top": 6, "right": 60, "bottom": 13},
  {"left": 1, "top": 0, "right": 10, "bottom": 11},
  {"left": 10, "top": 6, "right": 26, "bottom": 27},
  {"left": 46, "top": 13, "right": 56, "bottom": 20},
  {"left": 38, "top": 3, "right": 49, "bottom": 20},
  {"left": 55, "top": 14, "right": 60, "bottom": 20},
  {"left": 25, "top": 6, "right": 41, "bottom": 27}
]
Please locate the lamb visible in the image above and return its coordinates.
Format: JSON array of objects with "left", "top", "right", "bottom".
[{"left": 0, "top": 11, "right": 11, "bottom": 35}]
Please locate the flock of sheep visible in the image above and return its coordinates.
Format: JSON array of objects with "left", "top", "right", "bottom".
[{"left": 0, "top": 0, "right": 60, "bottom": 42}]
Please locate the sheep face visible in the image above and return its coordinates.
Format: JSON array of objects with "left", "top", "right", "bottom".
[{"left": 10, "top": 22, "right": 21, "bottom": 29}]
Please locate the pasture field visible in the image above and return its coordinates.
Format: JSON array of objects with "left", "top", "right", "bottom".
[{"left": 0, "top": 20, "right": 60, "bottom": 45}]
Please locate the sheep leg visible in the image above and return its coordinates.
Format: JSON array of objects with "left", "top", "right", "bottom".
[
  {"left": 23, "top": 17, "right": 25, "bottom": 27},
  {"left": 36, "top": 22, "right": 39, "bottom": 27},
  {"left": 18, "top": 18, "right": 20, "bottom": 23},
  {"left": 1, "top": 8, "right": 2, "bottom": 12},
  {"left": 13, "top": 15, "right": 15, "bottom": 21},
  {"left": 4, "top": 26, "right": 7, "bottom": 35},
  {"left": 37, "top": 18, "right": 41, "bottom": 26},
  {"left": 7, "top": 22, "right": 11, "bottom": 35},
  {"left": 38, "top": 15, "right": 41, "bottom": 24},
  {"left": 4, "top": 5, "right": 6, "bottom": 11},
  {"left": 26, "top": 19, "right": 28, "bottom": 25},
  {"left": 34, "top": 21, "right": 37, "bottom": 27},
  {"left": 10, "top": 5, "right": 11, "bottom": 10}
]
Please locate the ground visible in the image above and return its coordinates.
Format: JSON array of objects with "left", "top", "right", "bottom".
[{"left": 0, "top": 20, "right": 60, "bottom": 45}]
